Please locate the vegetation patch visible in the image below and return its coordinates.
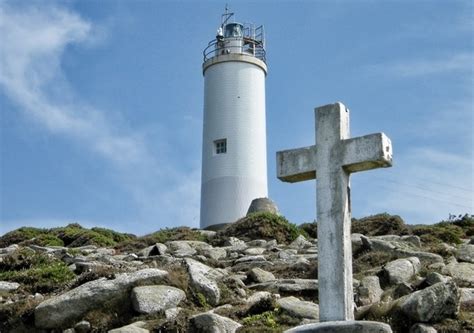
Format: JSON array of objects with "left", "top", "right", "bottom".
[
  {"left": 213, "top": 212, "right": 302, "bottom": 244},
  {"left": 351, "top": 213, "right": 410, "bottom": 236}
]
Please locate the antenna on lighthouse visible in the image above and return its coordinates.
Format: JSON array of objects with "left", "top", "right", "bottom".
[{"left": 221, "top": 5, "right": 234, "bottom": 27}]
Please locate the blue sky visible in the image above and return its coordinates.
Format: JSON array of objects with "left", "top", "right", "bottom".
[{"left": 1, "top": 0, "right": 472, "bottom": 235}]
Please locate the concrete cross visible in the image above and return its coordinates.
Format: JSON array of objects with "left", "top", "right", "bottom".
[{"left": 277, "top": 102, "right": 393, "bottom": 322}]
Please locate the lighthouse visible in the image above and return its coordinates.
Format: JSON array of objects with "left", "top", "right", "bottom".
[{"left": 200, "top": 10, "right": 268, "bottom": 230}]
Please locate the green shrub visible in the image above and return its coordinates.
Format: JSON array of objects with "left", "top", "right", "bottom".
[
  {"left": 412, "top": 223, "right": 464, "bottom": 245},
  {"left": 351, "top": 213, "right": 409, "bottom": 236},
  {"left": 0, "top": 227, "right": 46, "bottom": 247},
  {"left": 214, "top": 212, "right": 302, "bottom": 244},
  {"left": 243, "top": 310, "right": 279, "bottom": 329},
  {"left": 298, "top": 222, "right": 317, "bottom": 239}
]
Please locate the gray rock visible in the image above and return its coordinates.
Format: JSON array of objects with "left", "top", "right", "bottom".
[
  {"left": 244, "top": 247, "right": 266, "bottom": 255},
  {"left": 425, "top": 272, "right": 449, "bottom": 286},
  {"left": 459, "top": 288, "right": 474, "bottom": 307},
  {"left": 0, "top": 281, "right": 20, "bottom": 292},
  {"left": 284, "top": 320, "right": 393, "bottom": 333},
  {"left": 108, "top": 321, "right": 149, "bottom": 333},
  {"left": 393, "top": 282, "right": 413, "bottom": 299},
  {"left": 246, "top": 197, "right": 279, "bottom": 215},
  {"left": 401, "top": 235, "right": 422, "bottom": 248},
  {"left": 185, "top": 258, "right": 226, "bottom": 306},
  {"left": 277, "top": 296, "right": 319, "bottom": 319},
  {"left": 35, "top": 268, "right": 168, "bottom": 329},
  {"left": 457, "top": 244, "right": 474, "bottom": 263},
  {"left": 138, "top": 243, "right": 167, "bottom": 257},
  {"left": 165, "top": 307, "right": 182, "bottom": 320},
  {"left": 190, "top": 312, "right": 242, "bottom": 333},
  {"left": 246, "top": 291, "right": 273, "bottom": 308},
  {"left": 382, "top": 257, "right": 420, "bottom": 285},
  {"left": 167, "top": 241, "right": 197, "bottom": 257},
  {"left": 250, "top": 279, "right": 318, "bottom": 293},
  {"left": 409, "top": 323, "right": 437, "bottom": 333},
  {"left": 248, "top": 267, "right": 275, "bottom": 283},
  {"left": 0, "top": 244, "right": 19, "bottom": 254},
  {"left": 235, "top": 255, "right": 267, "bottom": 263},
  {"left": 74, "top": 320, "right": 91, "bottom": 333},
  {"left": 247, "top": 239, "right": 268, "bottom": 247},
  {"left": 351, "top": 233, "right": 364, "bottom": 254},
  {"left": 441, "top": 261, "right": 474, "bottom": 287},
  {"left": 131, "top": 285, "right": 186, "bottom": 314},
  {"left": 356, "top": 276, "right": 383, "bottom": 306},
  {"left": 201, "top": 247, "right": 227, "bottom": 261},
  {"left": 289, "top": 235, "right": 313, "bottom": 249},
  {"left": 398, "top": 280, "right": 459, "bottom": 322}
]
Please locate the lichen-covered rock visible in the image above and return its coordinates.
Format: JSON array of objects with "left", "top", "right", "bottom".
[
  {"left": 131, "top": 285, "right": 185, "bottom": 314},
  {"left": 277, "top": 296, "right": 319, "bottom": 319},
  {"left": 190, "top": 312, "right": 242, "bottom": 333},
  {"left": 441, "top": 261, "right": 474, "bottom": 287},
  {"left": 185, "top": 258, "right": 226, "bottom": 306},
  {"left": 382, "top": 257, "right": 420, "bottom": 285},
  {"left": 456, "top": 244, "right": 474, "bottom": 263},
  {"left": 409, "top": 323, "right": 437, "bottom": 333},
  {"left": 459, "top": 288, "right": 474, "bottom": 307},
  {"left": 0, "top": 281, "right": 20, "bottom": 292},
  {"left": 356, "top": 276, "right": 383, "bottom": 306},
  {"left": 35, "top": 269, "right": 168, "bottom": 329},
  {"left": 108, "top": 321, "right": 149, "bottom": 333},
  {"left": 248, "top": 267, "right": 275, "bottom": 283},
  {"left": 289, "top": 235, "right": 313, "bottom": 249},
  {"left": 398, "top": 280, "right": 459, "bottom": 322}
]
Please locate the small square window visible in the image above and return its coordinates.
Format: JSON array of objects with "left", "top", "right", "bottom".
[{"left": 214, "top": 139, "right": 227, "bottom": 154}]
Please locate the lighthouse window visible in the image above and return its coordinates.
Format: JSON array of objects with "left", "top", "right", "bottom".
[
  {"left": 214, "top": 139, "right": 227, "bottom": 154},
  {"left": 224, "top": 23, "right": 243, "bottom": 38}
]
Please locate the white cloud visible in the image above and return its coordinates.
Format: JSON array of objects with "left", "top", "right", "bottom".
[{"left": 0, "top": 3, "right": 200, "bottom": 234}]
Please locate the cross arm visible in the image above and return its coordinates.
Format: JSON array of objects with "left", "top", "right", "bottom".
[
  {"left": 341, "top": 133, "right": 393, "bottom": 173},
  {"left": 276, "top": 145, "right": 317, "bottom": 183}
]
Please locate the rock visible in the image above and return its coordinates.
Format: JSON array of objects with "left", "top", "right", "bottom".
[
  {"left": 131, "top": 285, "right": 186, "bottom": 314},
  {"left": 398, "top": 280, "right": 459, "bottom": 322},
  {"left": 35, "top": 268, "right": 168, "bottom": 329},
  {"left": 248, "top": 267, "right": 275, "bottom": 283},
  {"left": 441, "top": 261, "right": 474, "bottom": 287},
  {"left": 108, "top": 321, "right": 149, "bottom": 333},
  {"left": 74, "top": 320, "right": 91, "bottom": 333},
  {"left": 424, "top": 272, "right": 449, "bottom": 286},
  {"left": 185, "top": 258, "right": 226, "bottom": 306},
  {"left": 0, "top": 244, "right": 19, "bottom": 254},
  {"left": 0, "top": 281, "right": 20, "bottom": 292},
  {"left": 356, "top": 276, "right": 383, "bottom": 306},
  {"left": 165, "top": 307, "right": 182, "bottom": 320},
  {"left": 382, "top": 257, "right": 420, "bottom": 285},
  {"left": 277, "top": 296, "right": 319, "bottom": 319},
  {"left": 167, "top": 241, "right": 197, "bottom": 257},
  {"left": 289, "top": 235, "right": 313, "bottom": 249},
  {"left": 247, "top": 239, "right": 268, "bottom": 247},
  {"left": 409, "top": 323, "right": 437, "bottom": 333},
  {"left": 244, "top": 247, "right": 266, "bottom": 255},
  {"left": 138, "top": 243, "right": 167, "bottom": 257},
  {"left": 457, "top": 244, "right": 474, "bottom": 263},
  {"left": 250, "top": 279, "right": 318, "bottom": 293},
  {"left": 246, "top": 197, "right": 279, "bottom": 215},
  {"left": 351, "top": 233, "right": 364, "bottom": 253},
  {"left": 401, "top": 235, "right": 422, "bottom": 248},
  {"left": 235, "top": 255, "right": 267, "bottom": 263},
  {"left": 459, "top": 288, "right": 474, "bottom": 307},
  {"left": 190, "top": 312, "right": 242, "bottom": 333},
  {"left": 393, "top": 282, "right": 413, "bottom": 299},
  {"left": 246, "top": 291, "right": 273, "bottom": 308},
  {"left": 202, "top": 247, "right": 227, "bottom": 260}
]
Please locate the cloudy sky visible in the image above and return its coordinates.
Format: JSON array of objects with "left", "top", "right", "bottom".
[{"left": 1, "top": 0, "right": 472, "bottom": 235}]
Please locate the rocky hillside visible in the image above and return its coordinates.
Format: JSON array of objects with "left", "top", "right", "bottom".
[{"left": 0, "top": 213, "right": 473, "bottom": 332}]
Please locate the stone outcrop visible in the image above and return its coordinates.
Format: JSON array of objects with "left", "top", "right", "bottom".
[
  {"left": 131, "top": 285, "right": 186, "bottom": 314},
  {"left": 189, "top": 312, "right": 242, "bottom": 333}
]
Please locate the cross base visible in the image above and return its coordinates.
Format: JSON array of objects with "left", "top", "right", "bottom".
[{"left": 284, "top": 320, "right": 393, "bottom": 333}]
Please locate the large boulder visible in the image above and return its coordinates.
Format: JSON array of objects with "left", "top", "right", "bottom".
[
  {"left": 0, "top": 281, "right": 20, "bottom": 292},
  {"left": 35, "top": 268, "right": 168, "bottom": 329},
  {"left": 456, "top": 244, "right": 474, "bottom": 263},
  {"left": 189, "top": 312, "right": 242, "bottom": 333},
  {"left": 248, "top": 267, "right": 275, "bottom": 283},
  {"left": 131, "top": 285, "right": 186, "bottom": 314},
  {"left": 185, "top": 258, "right": 226, "bottom": 306},
  {"left": 356, "top": 276, "right": 383, "bottom": 306},
  {"left": 108, "top": 321, "right": 149, "bottom": 333},
  {"left": 441, "top": 261, "right": 474, "bottom": 287},
  {"left": 398, "top": 280, "right": 459, "bottom": 322}
]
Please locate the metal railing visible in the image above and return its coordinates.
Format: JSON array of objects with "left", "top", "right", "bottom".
[{"left": 203, "top": 38, "right": 266, "bottom": 63}]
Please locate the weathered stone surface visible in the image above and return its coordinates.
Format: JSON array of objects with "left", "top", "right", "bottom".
[
  {"left": 284, "top": 320, "right": 392, "bottom": 333},
  {"left": 459, "top": 288, "right": 474, "bottom": 307},
  {"left": 248, "top": 267, "right": 275, "bottom": 283},
  {"left": 190, "top": 312, "right": 242, "bottom": 333},
  {"left": 457, "top": 244, "right": 474, "bottom": 263},
  {"left": 382, "top": 257, "right": 420, "bottom": 285},
  {"left": 289, "top": 235, "right": 313, "bottom": 249},
  {"left": 0, "top": 281, "right": 20, "bottom": 292},
  {"left": 185, "top": 258, "right": 226, "bottom": 306},
  {"left": 108, "top": 321, "right": 149, "bottom": 333},
  {"left": 167, "top": 241, "right": 197, "bottom": 257},
  {"left": 138, "top": 243, "right": 167, "bottom": 257},
  {"left": 246, "top": 197, "right": 279, "bottom": 215},
  {"left": 441, "top": 261, "right": 474, "bottom": 287},
  {"left": 246, "top": 291, "right": 273, "bottom": 307},
  {"left": 398, "top": 280, "right": 459, "bottom": 322},
  {"left": 244, "top": 247, "right": 266, "bottom": 255},
  {"left": 425, "top": 272, "right": 449, "bottom": 286},
  {"left": 409, "top": 323, "right": 437, "bottom": 333},
  {"left": 35, "top": 269, "right": 168, "bottom": 328},
  {"left": 356, "top": 276, "right": 383, "bottom": 306},
  {"left": 131, "top": 285, "right": 185, "bottom": 314},
  {"left": 74, "top": 320, "right": 91, "bottom": 333},
  {"left": 277, "top": 296, "right": 319, "bottom": 319},
  {"left": 249, "top": 279, "right": 318, "bottom": 293},
  {"left": 202, "top": 247, "right": 227, "bottom": 260}
]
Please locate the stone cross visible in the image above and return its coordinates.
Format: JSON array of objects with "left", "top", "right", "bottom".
[{"left": 277, "top": 102, "right": 393, "bottom": 322}]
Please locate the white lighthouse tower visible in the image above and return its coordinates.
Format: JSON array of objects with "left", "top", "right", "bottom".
[{"left": 200, "top": 9, "right": 268, "bottom": 230}]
